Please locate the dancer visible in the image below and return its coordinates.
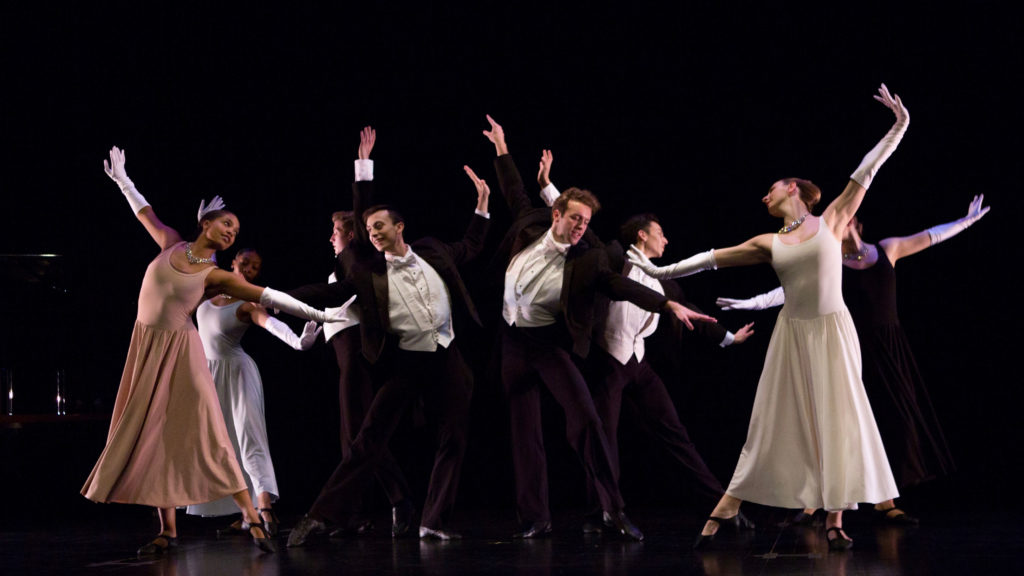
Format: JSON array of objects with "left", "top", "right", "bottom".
[
  {"left": 287, "top": 127, "right": 490, "bottom": 546},
  {"left": 628, "top": 84, "right": 908, "bottom": 550},
  {"left": 186, "top": 248, "right": 322, "bottom": 538},
  {"left": 716, "top": 195, "right": 988, "bottom": 523},
  {"left": 81, "top": 146, "right": 347, "bottom": 556},
  {"left": 535, "top": 154, "right": 754, "bottom": 530},
  {"left": 321, "top": 205, "right": 415, "bottom": 537},
  {"left": 481, "top": 116, "right": 716, "bottom": 541}
]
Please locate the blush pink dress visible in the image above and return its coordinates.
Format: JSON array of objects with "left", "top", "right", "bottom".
[{"left": 82, "top": 242, "right": 246, "bottom": 508}]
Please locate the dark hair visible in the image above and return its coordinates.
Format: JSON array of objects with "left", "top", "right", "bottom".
[
  {"left": 195, "top": 209, "right": 237, "bottom": 238},
  {"left": 782, "top": 178, "right": 822, "bottom": 212},
  {"left": 362, "top": 204, "right": 404, "bottom": 226},
  {"left": 332, "top": 210, "right": 355, "bottom": 235},
  {"left": 619, "top": 213, "right": 661, "bottom": 247},
  {"left": 234, "top": 247, "right": 260, "bottom": 259},
  {"left": 552, "top": 187, "right": 601, "bottom": 216}
]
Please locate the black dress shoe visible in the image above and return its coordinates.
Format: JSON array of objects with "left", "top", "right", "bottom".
[
  {"left": 419, "top": 526, "right": 462, "bottom": 540},
  {"left": 512, "top": 521, "right": 552, "bottom": 539},
  {"left": 603, "top": 510, "right": 644, "bottom": 541},
  {"left": 287, "top": 515, "right": 328, "bottom": 548},
  {"left": 393, "top": 500, "right": 416, "bottom": 538},
  {"left": 249, "top": 521, "right": 277, "bottom": 553}
]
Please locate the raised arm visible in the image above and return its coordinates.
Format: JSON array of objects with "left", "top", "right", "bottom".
[
  {"left": 104, "top": 146, "right": 183, "bottom": 249},
  {"left": 351, "top": 126, "right": 377, "bottom": 247},
  {"left": 483, "top": 113, "right": 509, "bottom": 156},
  {"left": 879, "top": 194, "right": 990, "bottom": 264},
  {"left": 823, "top": 84, "right": 909, "bottom": 237}
]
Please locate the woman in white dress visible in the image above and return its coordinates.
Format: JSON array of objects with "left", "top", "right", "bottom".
[
  {"left": 186, "top": 248, "right": 321, "bottom": 537},
  {"left": 628, "top": 84, "right": 908, "bottom": 550}
]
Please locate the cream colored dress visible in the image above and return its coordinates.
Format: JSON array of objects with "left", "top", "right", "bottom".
[
  {"left": 725, "top": 223, "right": 898, "bottom": 511},
  {"left": 82, "top": 242, "right": 246, "bottom": 508}
]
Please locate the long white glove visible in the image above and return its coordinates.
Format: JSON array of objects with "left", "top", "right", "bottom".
[
  {"left": 260, "top": 288, "right": 357, "bottom": 323},
  {"left": 850, "top": 84, "right": 909, "bottom": 189},
  {"left": 197, "top": 195, "right": 225, "bottom": 221},
  {"left": 103, "top": 146, "right": 150, "bottom": 214},
  {"left": 927, "top": 194, "right": 990, "bottom": 245},
  {"left": 627, "top": 245, "right": 717, "bottom": 280},
  {"left": 264, "top": 318, "right": 322, "bottom": 351},
  {"left": 716, "top": 286, "right": 785, "bottom": 311}
]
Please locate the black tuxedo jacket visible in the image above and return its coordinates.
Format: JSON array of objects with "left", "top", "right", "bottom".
[
  {"left": 492, "top": 154, "right": 668, "bottom": 359},
  {"left": 290, "top": 179, "right": 487, "bottom": 364}
]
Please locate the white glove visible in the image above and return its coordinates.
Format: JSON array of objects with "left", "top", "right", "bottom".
[
  {"left": 850, "top": 84, "right": 909, "bottom": 189},
  {"left": 197, "top": 196, "right": 225, "bottom": 222},
  {"left": 324, "top": 295, "right": 358, "bottom": 323},
  {"left": 264, "top": 318, "right": 322, "bottom": 351},
  {"left": 927, "top": 194, "right": 990, "bottom": 245},
  {"left": 716, "top": 286, "right": 785, "bottom": 311},
  {"left": 627, "top": 245, "right": 716, "bottom": 280},
  {"left": 103, "top": 146, "right": 150, "bottom": 214},
  {"left": 260, "top": 287, "right": 332, "bottom": 322}
]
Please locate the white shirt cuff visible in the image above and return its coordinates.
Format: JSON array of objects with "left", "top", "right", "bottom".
[{"left": 354, "top": 159, "right": 374, "bottom": 182}]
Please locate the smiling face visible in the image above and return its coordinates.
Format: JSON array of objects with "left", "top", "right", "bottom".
[
  {"left": 231, "top": 250, "right": 262, "bottom": 282},
  {"left": 201, "top": 212, "right": 239, "bottom": 250},
  {"left": 365, "top": 209, "right": 405, "bottom": 254},
  {"left": 550, "top": 200, "right": 592, "bottom": 245}
]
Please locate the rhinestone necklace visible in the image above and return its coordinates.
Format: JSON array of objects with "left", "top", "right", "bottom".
[
  {"left": 778, "top": 213, "right": 808, "bottom": 234},
  {"left": 185, "top": 243, "right": 217, "bottom": 265}
]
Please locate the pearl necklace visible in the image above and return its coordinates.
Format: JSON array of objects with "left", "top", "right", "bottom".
[
  {"left": 778, "top": 213, "right": 808, "bottom": 234},
  {"left": 185, "top": 243, "right": 217, "bottom": 265},
  {"left": 842, "top": 244, "right": 870, "bottom": 261}
]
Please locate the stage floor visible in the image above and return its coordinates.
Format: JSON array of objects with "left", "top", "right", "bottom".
[{"left": 4, "top": 500, "right": 1022, "bottom": 576}]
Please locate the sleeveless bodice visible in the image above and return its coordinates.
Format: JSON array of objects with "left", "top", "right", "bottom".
[
  {"left": 772, "top": 223, "right": 846, "bottom": 319},
  {"left": 136, "top": 242, "right": 216, "bottom": 330},
  {"left": 197, "top": 299, "right": 251, "bottom": 359},
  {"left": 842, "top": 249, "right": 900, "bottom": 326}
]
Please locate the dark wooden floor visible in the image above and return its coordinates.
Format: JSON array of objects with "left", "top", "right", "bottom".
[{"left": 4, "top": 494, "right": 1023, "bottom": 576}]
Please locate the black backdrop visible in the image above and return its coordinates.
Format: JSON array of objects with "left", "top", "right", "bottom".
[{"left": 1, "top": 3, "right": 1020, "bottom": 520}]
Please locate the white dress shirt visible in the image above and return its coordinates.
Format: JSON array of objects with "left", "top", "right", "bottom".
[
  {"left": 385, "top": 248, "right": 453, "bottom": 351},
  {"left": 503, "top": 230, "right": 570, "bottom": 327},
  {"left": 599, "top": 263, "right": 665, "bottom": 364}
]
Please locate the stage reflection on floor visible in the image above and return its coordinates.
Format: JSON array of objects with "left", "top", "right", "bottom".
[{"left": 3, "top": 501, "right": 1021, "bottom": 576}]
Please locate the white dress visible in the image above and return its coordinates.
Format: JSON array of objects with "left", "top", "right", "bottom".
[
  {"left": 186, "top": 299, "right": 279, "bottom": 516},
  {"left": 725, "top": 223, "right": 898, "bottom": 511}
]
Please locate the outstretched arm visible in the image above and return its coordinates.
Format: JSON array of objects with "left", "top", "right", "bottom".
[
  {"left": 536, "top": 149, "right": 561, "bottom": 207},
  {"left": 249, "top": 304, "right": 322, "bottom": 351},
  {"left": 716, "top": 286, "right": 785, "bottom": 311},
  {"left": 104, "top": 146, "right": 183, "bottom": 249},
  {"left": 880, "top": 194, "right": 990, "bottom": 264},
  {"left": 205, "top": 268, "right": 356, "bottom": 323},
  {"left": 824, "top": 84, "right": 910, "bottom": 236},
  {"left": 627, "top": 232, "right": 773, "bottom": 280},
  {"left": 351, "top": 126, "right": 377, "bottom": 247}
]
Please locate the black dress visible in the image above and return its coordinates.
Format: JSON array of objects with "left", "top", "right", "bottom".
[{"left": 842, "top": 249, "right": 956, "bottom": 488}]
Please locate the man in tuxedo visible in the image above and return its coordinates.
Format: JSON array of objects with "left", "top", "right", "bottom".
[
  {"left": 582, "top": 213, "right": 755, "bottom": 531},
  {"left": 321, "top": 206, "right": 415, "bottom": 537},
  {"left": 531, "top": 156, "right": 754, "bottom": 530},
  {"left": 287, "top": 127, "right": 491, "bottom": 546},
  {"left": 480, "top": 116, "right": 715, "bottom": 541}
]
